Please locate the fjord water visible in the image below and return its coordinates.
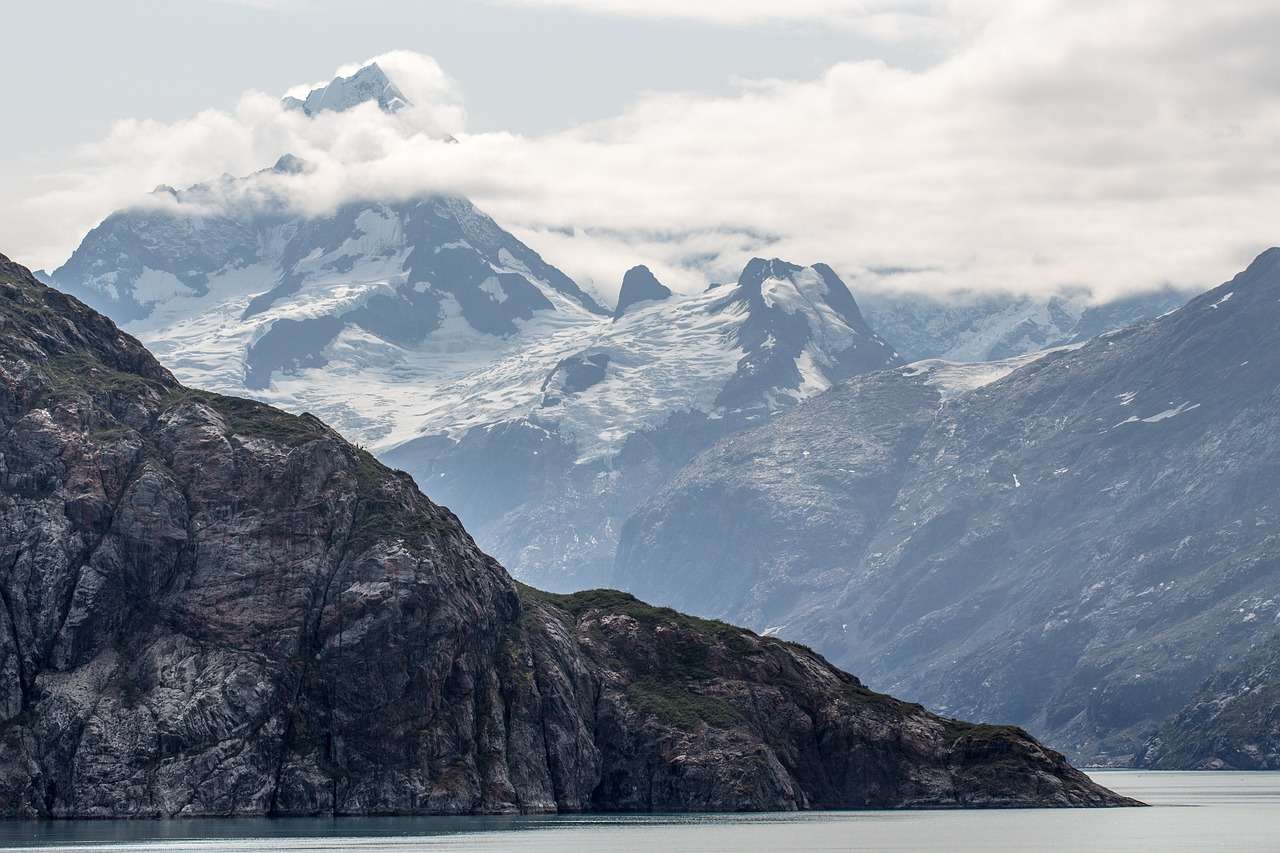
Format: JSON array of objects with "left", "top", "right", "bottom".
[{"left": 0, "top": 773, "right": 1275, "bottom": 852}]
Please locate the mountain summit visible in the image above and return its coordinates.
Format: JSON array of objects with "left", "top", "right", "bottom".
[
  {"left": 45, "top": 160, "right": 607, "bottom": 434},
  {"left": 282, "top": 62, "right": 410, "bottom": 115}
]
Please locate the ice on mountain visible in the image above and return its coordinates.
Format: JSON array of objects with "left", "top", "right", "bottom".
[
  {"left": 480, "top": 277, "right": 509, "bottom": 303},
  {"left": 899, "top": 345, "right": 1071, "bottom": 399},
  {"left": 130, "top": 268, "right": 192, "bottom": 304},
  {"left": 1113, "top": 401, "right": 1201, "bottom": 428},
  {"left": 1142, "top": 401, "right": 1201, "bottom": 422},
  {"left": 283, "top": 63, "right": 411, "bottom": 116}
]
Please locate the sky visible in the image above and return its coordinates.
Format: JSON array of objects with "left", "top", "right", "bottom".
[{"left": 5, "top": 0, "right": 1280, "bottom": 303}]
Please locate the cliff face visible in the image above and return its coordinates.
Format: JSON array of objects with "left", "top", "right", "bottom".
[{"left": 0, "top": 254, "right": 1130, "bottom": 816}]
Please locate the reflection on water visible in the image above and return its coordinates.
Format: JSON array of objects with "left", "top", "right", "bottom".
[{"left": 0, "top": 772, "right": 1276, "bottom": 852}]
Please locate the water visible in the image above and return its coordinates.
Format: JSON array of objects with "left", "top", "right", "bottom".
[{"left": 0, "top": 772, "right": 1276, "bottom": 852}]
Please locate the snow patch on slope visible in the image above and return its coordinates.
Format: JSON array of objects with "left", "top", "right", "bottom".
[
  {"left": 396, "top": 285, "right": 748, "bottom": 463},
  {"left": 1114, "top": 401, "right": 1201, "bottom": 428},
  {"left": 899, "top": 344, "right": 1082, "bottom": 399}
]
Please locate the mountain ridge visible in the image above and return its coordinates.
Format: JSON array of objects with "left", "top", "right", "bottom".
[
  {"left": 383, "top": 257, "right": 903, "bottom": 591},
  {"left": 0, "top": 252, "right": 1131, "bottom": 815},
  {"left": 611, "top": 247, "right": 1280, "bottom": 765}
]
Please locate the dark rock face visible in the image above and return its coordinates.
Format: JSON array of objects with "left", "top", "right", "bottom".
[
  {"left": 541, "top": 352, "right": 610, "bottom": 405},
  {"left": 711, "top": 259, "right": 899, "bottom": 410},
  {"left": 1139, "top": 634, "right": 1280, "bottom": 770},
  {"left": 517, "top": 589, "right": 1130, "bottom": 811},
  {"left": 613, "top": 266, "right": 672, "bottom": 319},
  {"left": 0, "top": 254, "right": 1130, "bottom": 815},
  {"left": 614, "top": 249, "right": 1280, "bottom": 765},
  {"left": 243, "top": 316, "right": 347, "bottom": 389}
]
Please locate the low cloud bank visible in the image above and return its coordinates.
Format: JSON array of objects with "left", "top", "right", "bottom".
[{"left": 16, "top": 2, "right": 1280, "bottom": 303}]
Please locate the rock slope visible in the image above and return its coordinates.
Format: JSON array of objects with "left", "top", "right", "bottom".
[
  {"left": 0, "top": 254, "right": 1129, "bottom": 815},
  {"left": 613, "top": 265, "right": 672, "bottom": 319},
  {"left": 615, "top": 249, "right": 1280, "bottom": 765},
  {"left": 1139, "top": 633, "right": 1280, "bottom": 770}
]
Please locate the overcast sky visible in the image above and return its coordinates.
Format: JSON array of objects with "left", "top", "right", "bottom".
[{"left": 5, "top": 0, "right": 1280, "bottom": 302}]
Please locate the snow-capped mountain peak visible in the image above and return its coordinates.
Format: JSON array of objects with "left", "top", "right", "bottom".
[
  {"left": 270, "top": 153, "right": 309, "bottom": 174},
  {"left": 45, "top": 159, "right": 609, "bottom": 442},
  {"left": 708, "top": 258, "right": 900, "bottom": 408},
  {"left": 282, "top": 62, "right": 410, "bottom": 116},
  {"left": 385, "top": 258, "right": 901, "bottom": 466}
]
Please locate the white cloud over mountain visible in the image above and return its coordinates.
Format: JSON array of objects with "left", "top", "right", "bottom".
[
  {"left": 14, "top": 1, "right": 1280, "bottom": 303},
  {"left": 489, "top": 0, "right": 949, "bottom": 38}
]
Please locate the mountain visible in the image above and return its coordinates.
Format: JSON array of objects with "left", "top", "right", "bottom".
[
  {"left": 42, "top": 54, "right": 1186, "bottom": 601},
  {"left": 382, "top": 258, "right": 903, "bottom": 590},
  {"left": 38, "top": 62, "right": 1187, "bottom": 611},
  {"left": 1139, "top": 633, "right": 1280, "bottom": 770},
  {"left": 45, "top": 157, "right": 606, "bottom": 442},
  {"left": 860, "top": 286, "right": 1190, "bottom": 362},
  {"left": 0, "top": 253, "right": 1130, "bottom": 815},
  {"left": 613, "top": 265, "right": 672, "bottom": 319},
  {"left": 45, "top": 138, "right": 905, "bottom": 595},
  {"left": 612, "top": 249, "right": 1280, "bottom": 765},
  {"left": 283, "top": 62, "right": 410, "bottom": 115}
]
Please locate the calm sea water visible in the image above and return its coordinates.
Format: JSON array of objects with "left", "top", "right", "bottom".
[{"left": 0, "top": 772, "right": 1276, "bottom": 852}]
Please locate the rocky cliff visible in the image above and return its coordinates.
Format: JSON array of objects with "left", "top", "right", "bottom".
[{"left": 0, "top": 254, "right": 1129, "bottom": 816}]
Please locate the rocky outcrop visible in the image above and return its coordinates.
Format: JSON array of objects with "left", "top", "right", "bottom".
[
  {"left": 613, "top": 265, "right": 672, "bottom": 319},
  {"left": 1139, "top": 634, "right": 1280, "bottom": 770},
  {"left": 516, "top": 588, "right": 1131, "bottom": 810},
  {"left": 0, "top": 254, "right": 1131, "bottom": 816}
]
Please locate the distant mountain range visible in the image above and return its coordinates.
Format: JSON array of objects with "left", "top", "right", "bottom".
[
  {"left": 39, "top": 149, "right": 1184, "bottom": 594},
  {"left": 384, "top": 257, "right": 901, "bottom": 589},
  {"left": 34, "top": 61, "right": 1274, "bottom": 770},
  {"left": 614, "top": 249, "right": 1280, "bottom": 766},
  {"left": 859, "top": 287, "right": 1189, "bottom": 362},
  {"left": 1, "top": 251, "right": 1131, "bottom": 815}
]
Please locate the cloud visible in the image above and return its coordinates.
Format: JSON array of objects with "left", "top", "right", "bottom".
[
  {"left": 209, "top": 0, "right": 306, "bottom": 9},
  {"left": 13, "top": 2, "right": 1280, "bottom": 304},
  {"left": 488, "top": 0, "right": 950, "bottom": 39}
]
